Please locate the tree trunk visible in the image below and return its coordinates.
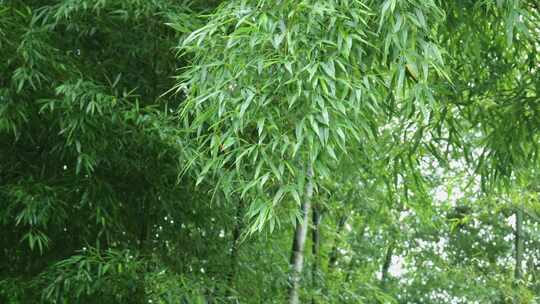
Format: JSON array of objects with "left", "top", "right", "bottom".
[
  {"left": 287, "top": 164, "right": 314, "bottom": 304},
  {"left": 380, "top": 241, "right": 395, "bottom": 289},
  {"left": 513, "top": 207, "right": 523, "bottom": 304},
  {"left": 138, "top": 199, "right": 148, "bottom": 251},
  {"left": 344, "top": 223, "right": 367, "bottom": 283},
  {"left": 226, "top": 199, "right": 244, "bottom": 299},
  {"left": 311, "top": 202, "right": 321, "bottom": 304},
  {"left": 328, "top": 214, "right": 348, "bottom": 269},
  {"left": 135, "top": 198, "right": 150, "bottom": 304},
  {"left": 514, "top": 207, "right": 523, "bottom": 280}
]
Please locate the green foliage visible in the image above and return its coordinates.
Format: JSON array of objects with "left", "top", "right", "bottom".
[{"left": 176, "top": 0, "right": 454, "bottom": 235}]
